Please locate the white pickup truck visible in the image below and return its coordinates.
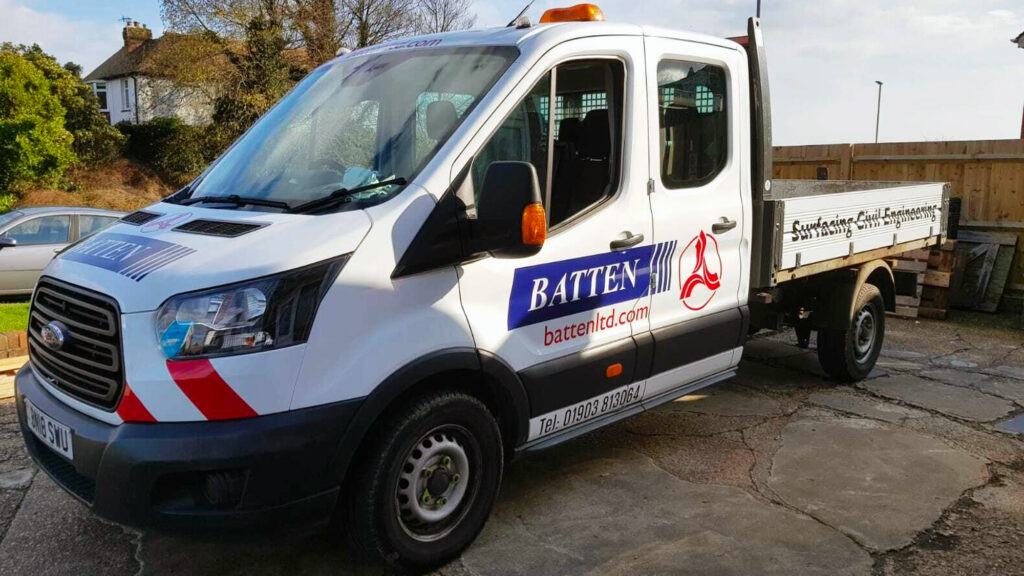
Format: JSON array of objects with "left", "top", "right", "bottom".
[{"left": 16, "top": 6, "right": 948, "bottom": 571}]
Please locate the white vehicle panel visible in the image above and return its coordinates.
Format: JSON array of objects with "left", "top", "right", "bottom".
[
  {"left": 779, "top": 183, "right": 945, "bottom": 270},
  {"left": 42, "top": 202, "right": 372, "bottom": 313},
  {"left": 454, "top": 35, "right": 653, "bottom": 372},
  {"left": 290, "top": 185, "right": 475, "bottom": 409},
  {"left": 121, "top": 312, "right": 205, "bottom": 422}
]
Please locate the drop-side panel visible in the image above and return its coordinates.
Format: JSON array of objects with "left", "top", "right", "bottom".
[{"left": 777, "top": 182, "right": 947, "bottom": 270}]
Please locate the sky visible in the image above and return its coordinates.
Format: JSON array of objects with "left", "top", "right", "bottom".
[{"left": 1, "top": 0, "right": 1022, "bottom": 145}]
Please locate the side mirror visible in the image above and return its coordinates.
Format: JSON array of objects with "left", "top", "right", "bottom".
[
  {"left": 0, "top": 237, "right": 16, "bottom": 250},
  {"left": 473, "top": 161, "right": 546, "bottom": 258}
]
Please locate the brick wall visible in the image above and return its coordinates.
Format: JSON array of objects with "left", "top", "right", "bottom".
[{"left": 0, "top": 331, "right": 27, "bottom": 359}]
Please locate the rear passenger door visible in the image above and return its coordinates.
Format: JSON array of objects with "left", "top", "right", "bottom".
[
  {"left": 641, "top": 37, "right": 748, "bottom": 402},
  {"left": 456, "top": 37, "right": 653, "bottom": 443}
]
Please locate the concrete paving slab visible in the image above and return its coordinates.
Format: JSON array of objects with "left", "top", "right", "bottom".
[
  {"left": 673, "top": 383, "right": 784, "bottom": 417},
  {"left": 743, "top": 338, "right": 809, "bottom": 361},
  {"left": 0, "top": 474, "right": 140, "bottom": 576},
  {"left": 138, "top": 529, "right": 373, "bottom": 576},
  {"left": 0, "top": 468, "right": 33, "bottom": 489},
  {"left": 767, "top": 417, "right": 989, "bottom": 551},
  {"left": 862, "top": 375, "right": 1016, "bottom": 422},
  {"left": 984, "top": 365, "right": 1024, "bottom": 381},
  {"left": 875, "top": 358, "right": 928, "bottom": 372},
  {"left": 463, "top": 445, "right": 871, "bottom": 576},
  {"left": 808, "top": 389, "right": 928, "bottom": 424},
  {"left": 731, "top": 361, "right": 823, "bottom": 393},
  {"left": 880, "top": 350, "right": 929, "bottom": 361},
  {"left": 973, "top": 380, "right": 1024, "bottom": 407},
  {"left": 919, "top": 368, "right": 990, "bottom": 388}
]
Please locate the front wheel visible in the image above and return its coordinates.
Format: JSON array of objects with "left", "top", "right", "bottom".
[
  {"left": 817, "top": 283, "right": 885, "bottom": 382},
  {"left": 343, "top": 390, "right": 503, "bottom": 572}
]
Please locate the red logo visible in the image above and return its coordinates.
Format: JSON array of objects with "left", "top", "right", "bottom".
[
  {"left": 678, "top": 231, "right": 722, "bottom": 311},
  {"left": 140, "top": 213, "right": 191, "bottom": 234}
]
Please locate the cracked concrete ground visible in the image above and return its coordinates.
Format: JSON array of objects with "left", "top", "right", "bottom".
[{"left": 0, "top": 315, "right": 1023, "bottom": 575}]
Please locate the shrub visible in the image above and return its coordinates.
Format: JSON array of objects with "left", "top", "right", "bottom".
[
  {"left": 0, "top": 193, "right": 17, "bottom": 213},
  {"left": 0, "top": 51, "right": 76, "bottom": 193},
  {"left": 119, "top": 117, "right": 219, "bottom": 185},
  {"left": 3, "top": 43, "right": 124, "bottom": 166}
]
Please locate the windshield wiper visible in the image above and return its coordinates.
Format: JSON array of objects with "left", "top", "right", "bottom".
[
  {"left": 180, "top": 194, "right": 292, "bottom": 211},
  {"left": 289, "top": 178, "right": 407, "bottom": 214}
]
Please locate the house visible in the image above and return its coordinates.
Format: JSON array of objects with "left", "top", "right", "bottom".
[{"left": 83, "top": 21, "right": 216, "bottom": 126}]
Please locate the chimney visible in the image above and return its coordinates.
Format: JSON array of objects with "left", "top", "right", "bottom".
[{"left": 123, "top": 20, "right": 153, "bottom": 52}]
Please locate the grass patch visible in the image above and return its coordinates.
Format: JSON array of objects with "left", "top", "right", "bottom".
[{"left": 0, "top": 302, "right": 30, "bottom": 333}]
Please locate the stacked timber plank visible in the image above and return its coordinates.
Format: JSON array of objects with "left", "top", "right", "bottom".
[{"left": 888, "top": 240, "right": 956, "bottom": 319}]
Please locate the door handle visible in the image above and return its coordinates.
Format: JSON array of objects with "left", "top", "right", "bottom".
[
  {"left": 712, "top": 218, "right": 737, "bottom": 234},
  {"left": 610, "top": 232, "right": 644, "bottom": 250}
]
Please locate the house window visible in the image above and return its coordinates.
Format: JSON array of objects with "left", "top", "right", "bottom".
[
  {"left": 122, "top": 79, "right": 131, "bottom": 111},
  {"left": 93, "top": 82, "right": 108, "bottom": 111}
]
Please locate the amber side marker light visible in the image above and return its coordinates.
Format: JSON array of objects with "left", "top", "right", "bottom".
[
  {"left": 606, "top": 363, "right": 623, "bottom": 378},
  {"left": 540, "top": 4, "right": 606, "bottom": 23},
  {"left": 522, "top": 203, "right": 547, "bottom": 246}
]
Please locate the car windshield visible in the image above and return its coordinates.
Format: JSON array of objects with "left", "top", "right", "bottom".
[
  {"left": 0, "top": 211, "right": 23, "bottom": 231},
  {"left": 187, "top": 45, "right": 518, "bottom": 211}
]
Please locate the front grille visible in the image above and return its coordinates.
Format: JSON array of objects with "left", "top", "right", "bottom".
[
  {"left": 173, "top": 219, "right": 264, "bottom": 237},
  {"left": 28, "top": 278, "right": 124, "bottom": 410},
  {"left": 121, "top": 210, "right": 162, "bottom": 225}
]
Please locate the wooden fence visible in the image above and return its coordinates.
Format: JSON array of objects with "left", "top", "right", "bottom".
[{"left": 774, "top": 139, "right": 1024, "bottom": 290}]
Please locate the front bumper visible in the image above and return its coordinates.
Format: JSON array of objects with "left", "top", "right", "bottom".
[{"left": 15, "top": 364, "right": 362, "bottom": 530}]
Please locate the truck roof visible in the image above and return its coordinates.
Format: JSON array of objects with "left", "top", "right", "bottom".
[{"left": 349, "top": 21, "right": 743, "bottom": 58}]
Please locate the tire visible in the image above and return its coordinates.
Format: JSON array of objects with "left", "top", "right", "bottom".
[
  {"left": 817, "top": 283, "right": 885, "bottom": 382},
  {"left": 343, "top": 390, "right": 503, "bottom": 572}
]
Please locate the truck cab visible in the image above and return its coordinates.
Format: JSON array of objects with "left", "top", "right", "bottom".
[{"left": 15, "top": 8, "right": 945, "bottom": 571}]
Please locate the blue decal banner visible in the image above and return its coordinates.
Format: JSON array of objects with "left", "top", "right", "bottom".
[
  {"left": 507, "top": 242, "right": 676, "bottom": 330},
  {"left": 61, "top": 232, "right": 196, "bottom": 281}
]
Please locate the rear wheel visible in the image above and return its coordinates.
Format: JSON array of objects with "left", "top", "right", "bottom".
[
  {"left": 344, "top": 390, "right": 503, "bottom": 571},
  {"left": 817, "top": 283, "right": 885, "bottom": 382}
]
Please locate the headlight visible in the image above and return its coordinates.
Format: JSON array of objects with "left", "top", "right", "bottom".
[{"left": 156, "top": 255, "right": 349, "bottom": 359}]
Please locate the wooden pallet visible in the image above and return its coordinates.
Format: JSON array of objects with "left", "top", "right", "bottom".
[{"left": 888, "top": 240, "right": 956, "bottom": 319}]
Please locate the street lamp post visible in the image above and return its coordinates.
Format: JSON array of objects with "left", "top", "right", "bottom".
[
  {"left": 874, "top": 81, "right": 883, "bottom": 144},
  {"left": 1015, "top": 32, "right": 1024, "bottom": 139}
]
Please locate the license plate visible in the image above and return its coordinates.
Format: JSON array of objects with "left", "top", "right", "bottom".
[{"left": 26, "top": 400, "right": 74, "bottom": 461}]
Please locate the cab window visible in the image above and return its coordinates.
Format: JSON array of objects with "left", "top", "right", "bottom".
[
  {"left": 2, "top": 215, "right": 71, "bottom": 245},
  {"left": 657, "top": 60, "right": 728, "bottom": 188},
  {"left": 469, "top": 59, "right": 625, "bottom": 228}
]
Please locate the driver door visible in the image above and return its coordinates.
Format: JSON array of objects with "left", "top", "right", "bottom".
[{"left": 456, "top": 37, "right": 656, "bottom": 443}]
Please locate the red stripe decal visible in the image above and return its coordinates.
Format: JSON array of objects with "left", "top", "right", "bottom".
[
  {"left": 117, "top": 382, "right": 156, "bottom": 423},
  {"left": 166, "top": 359, "right": 258, "bottom": 421}
]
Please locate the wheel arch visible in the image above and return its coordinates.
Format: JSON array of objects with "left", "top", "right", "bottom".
[
  {"left": 330, "top": 348, "right": 531, "bottom": 483},
  {"left": 813, "top": 259, "right": 894, "bottom": 330}
]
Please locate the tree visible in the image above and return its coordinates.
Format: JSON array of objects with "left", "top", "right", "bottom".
[
  {"left": 3, "top": 43, "right": 125, "bottom": 165},
  {"left": 211, "top": 16, "right": 296, "bottom": 139},
  {"left": 343, "top": 0, "right": 418, "bottom": 48},
  {"left": 291, "top": 0, "right": 345, "bottom": 66},
  {"left": 415, "top": 0, "right": 476, "bottom": 34},
  {"left": 0, "top": 51, "right": 76, "bottom": 192}
]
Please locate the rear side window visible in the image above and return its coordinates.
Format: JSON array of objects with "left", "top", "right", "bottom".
[
  {"left": 657, "top": 60, "right": 728, "bottom": 188},
  {"left": 2, "top": 215, "right": 70, "bottom": 245},
  {"left": 79, "top": 215, "right": 118, "bottom": 238}
]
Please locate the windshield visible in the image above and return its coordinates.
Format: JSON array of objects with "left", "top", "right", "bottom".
[
  {"left": 188, "top": 46, "right": 518, "bottom": 211},
  {"left": 0, "top": 211, "right": 23, "bottom": 230}
]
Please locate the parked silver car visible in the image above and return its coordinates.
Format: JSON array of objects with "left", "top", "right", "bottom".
[{"left": 0, "top": 207, "right": 126, "bottom": 296}]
